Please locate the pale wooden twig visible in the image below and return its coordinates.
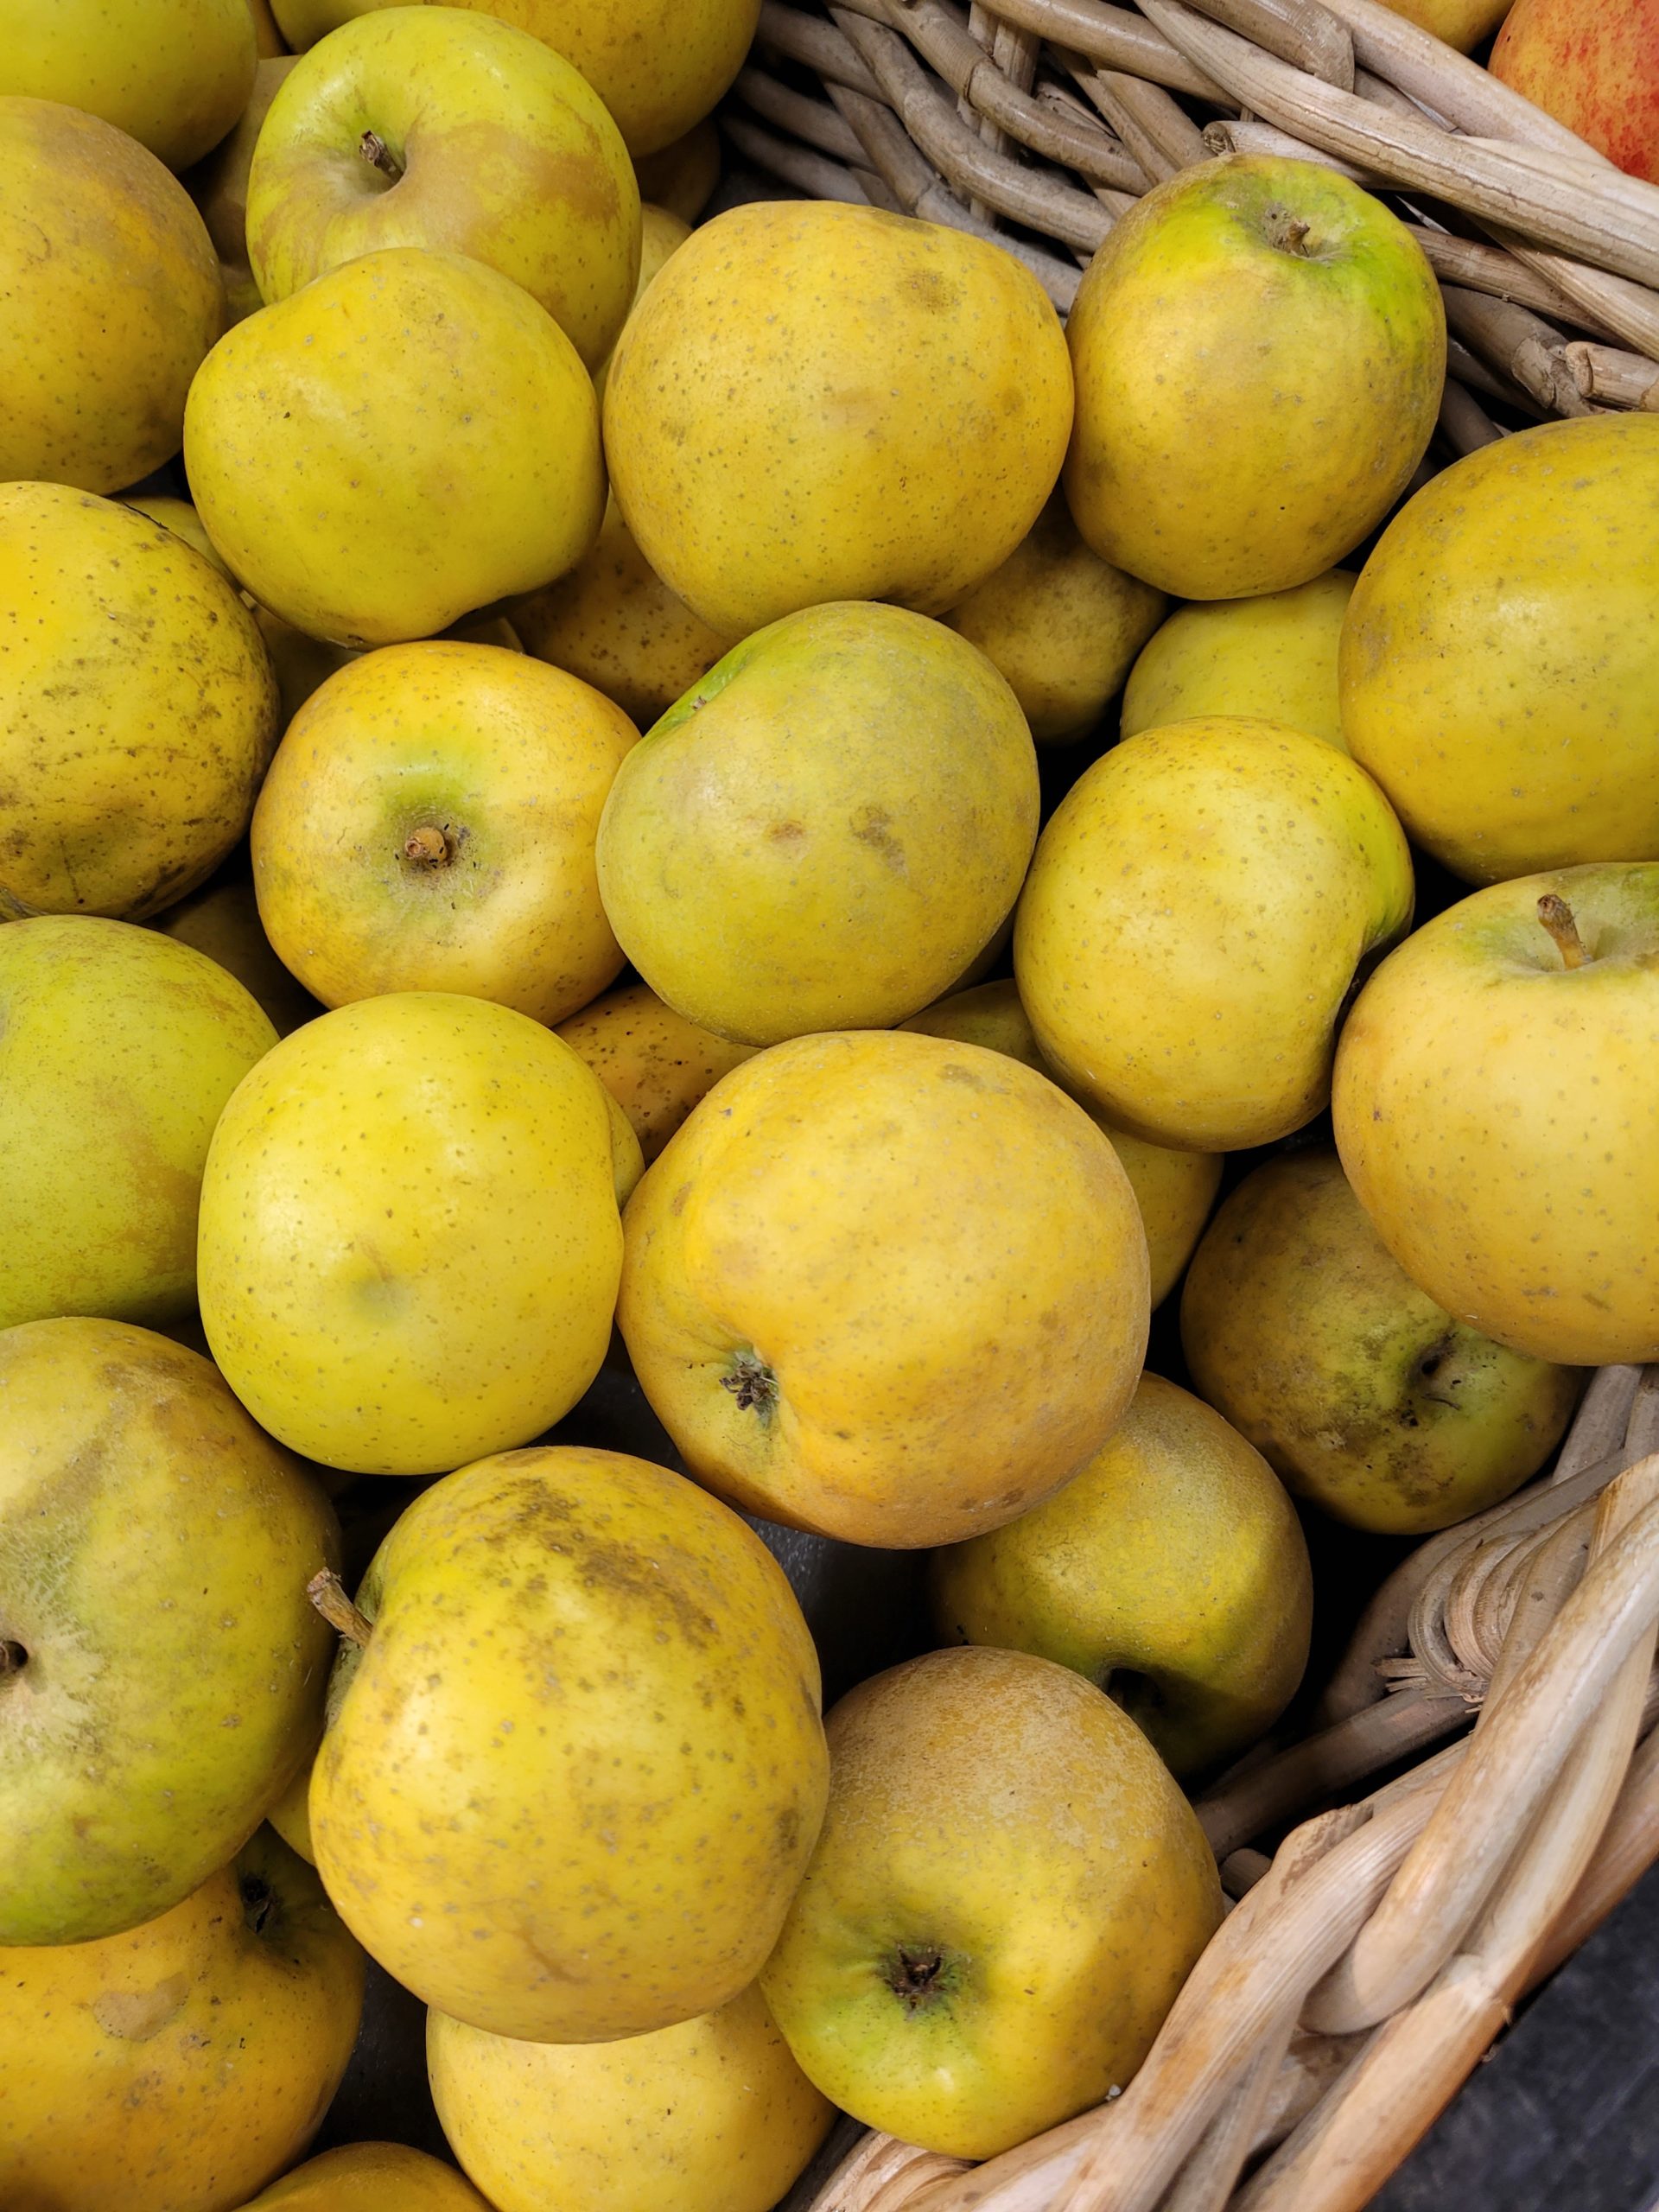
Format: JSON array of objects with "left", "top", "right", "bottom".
[
  {"left": 1204, "top": 114, "right": 1377, "bottom": 185},
  {"left": 1058, "top": 53, "right": 1211, "bottom": 176},
  {"left": 1438, "top": 378, "right": 1503, "bottom": 454},
  {"left": 1177, "top": 0, "right": 1354, "bottom": 89},
  {"left": 754, "top": 0, "right": 884, "bottom": 93},
  {"left": 720, "top": 112, "right": 883, "bottom": 204},
  {"left": 936, "top": 0, "right": 1229, "bottom": 97},
  {"left": 733, "top": 67, "right": 874, "bottom": 162}
]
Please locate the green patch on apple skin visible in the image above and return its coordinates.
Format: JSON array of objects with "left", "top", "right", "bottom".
[{"left": 641, "top": 627, "right": 767, "bottom": 744}]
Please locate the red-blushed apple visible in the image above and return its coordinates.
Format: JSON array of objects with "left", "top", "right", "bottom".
[
  {"left": 247, "top": 8, "right": 639, "bottom": 370},
  {"left": 1491, "top": 0, "right": 1659, "bottom": 182},
  {"left": 1333, "top": 864, "right": 1659, "bottom": 1366},
  {"left": 760, "top": 1646, "right": 1222, "bottom": 2158}
]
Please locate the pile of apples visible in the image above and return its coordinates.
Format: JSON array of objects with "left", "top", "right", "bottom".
[{"left": 3, "top": 1, "right": 1659, "bottom": 2209}]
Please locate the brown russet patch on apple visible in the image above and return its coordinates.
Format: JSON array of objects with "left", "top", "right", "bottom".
[
  {"left": 91, "top": 1974, "right": 190, "bottom": 2043},
  {"left": 494, "top": 1471, "right": 720, "bottom": 1649}
]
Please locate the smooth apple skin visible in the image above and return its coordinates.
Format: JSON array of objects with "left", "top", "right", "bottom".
[
  {"left": 1181, "top": 1152, "right": 1584, "bottom": 1533},
  {"left": 1491, "top": 0, "right": 1659, "bottom": 181},
  {"left": 0, "top": 99, "right": 223, "bottom": 494},
  {"left": 185, "top": 247, "right": 604, "bottom": 649},
  {"left": 0, "top": 0, "right": 256, "bottom": 170},
  {"left": 617, "top": 1031, "right": 1149, "bottom": 1549},
  {"left": 238, "top": 2142, "right": 490, "bottom": 2210},
  {"left": 1340, "top": 416, "right": 1659, "bottom": 884},
  {"left": 900, "top": 980, "right": 1222, "bottom": 1308},
  {"left": 760, "top": 1646, "right": 1223, "bottom": 2160},
  {"left": 247, "top": 8, "right": 640, "bottom": 370},
  {"left": 310, "top": 1448, "right": 828, "bottom": 2042},
  {"left": 0, "top": 1320, "right": 340, "bottom": 1945},
  {"left": 931, "top": 1373, "right": 1312, "bottom": 1776},
  {"left": 1333, "top": 864, "right": 1659, "bottom": 1366},
  {"left": 1014, "top": 716, "right": 1414, "bottom": 1152},
  {"left": 428, "top": 1982, "right": 834, "bottom": 2212},
  {"left": 1122, "top": 570, "right": 1356, "bottom": 752},
  {"left": 251, "top": 642, "right": 637, "bottom": 1024},
  {"left": 0, "top": 1831, "right": 363, "bottom": 2212},
  {"left": 268, "top": 0, "right": 759, "bottom": 156},
  {"left": 1064, "top": 155, "right": 1444, "bottom": 599},
  {"left": 603, "top": 201, "right": 1074, "bottom": 641}
]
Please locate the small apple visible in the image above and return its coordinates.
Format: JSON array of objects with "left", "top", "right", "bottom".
[
  {"left": 596, "top": 602, "right": 1039, "bottom": 1045},
  {"left": 632, "top": 118, "right": 721, "bottom": 220},
  {"left": 604, "top": 200, "right": 1073, "bottom": 639},
  {"left": 943, "top": 492, "right": 1166, "bottom": 743},
  {"left": 1334, "top": 864, "right": 1659, "bottom": 1365},
  {"left": 0, "top": 0, "right": 256, "bottom": 169},
  {"left": 247, "top": 9, "right": 640, "bottom": 370},
  {"left": 1491, "top": 0, "right": 1659, "bottom": 149},
  {"left": 0, "top": 1829, "right": 363, "bottom": 2212},
  {"left": 187, "top": 55, "right": 299, "bottom": 321},
  {"left": 594, "top": 203, "right": 691, "bottom": 406},
  {"left": 1122, "top": 570, "right": 1356, "bottom": 751},
  {"left": 1340, "top": 416, "right": 1659, "bottom": 883},
  {"left": 1065, "top": 155, "right": 1444, "bottom": 598},
  {"left": 153, "top": 868, "right": 324, "bottom": 1038},
  {"left": 310, "top": 1446, "right": 828, "bottom": 2041},
  {"left": 185, "top": 247, "right": 604, "bottom": 648},
  {"left": 619, "top": 1030, "right": 1149, "bottom": 1548},
  {"left": 900, "top": 981, "right": 1220, "bottom": 1307},
  {"left": 0, "top": 1319, "right": 339, "bottom": 1944},
  {"left": 0, "top": 920, "right": 276, "bottom": 1332},
  {"left": 931, "top": 1372, "right": 1312, "bottom": 1776},
  {"left": 238, "top": 2143, "right": 491, "bottom": 2210},
  {"left": 251, "top": 642, "right": 637, "bottom": 1025},
  {"left": 760, "top": 1646, "right": 1222, "bottom": 2159},
  {"left": 1015, "top": 717, "right": 1413, "bottom": 1151},
  {"left": 1181, "top": 1151, "right": 1584, "bottom": 1533},
  {"left": 0, "top": 100, "right": 222, "bottom": 493},
  {"left": 556, "top": 981, "right": 758, "bottom": 1164},
  {"left": 198, "top": 994, "right": 639, "bottom": 1475},
  {"left": 428, "top": 1982, "right": 835, "bottom": 2212}
]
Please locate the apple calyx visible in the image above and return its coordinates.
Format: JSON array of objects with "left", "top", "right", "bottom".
[
  {"left": 885, "top": 1942, "right": 956, "bottom": 2012},
  {"left": 0, "top": 1638, "right": 26, "bottom": 1681},
  {"left": 721, "top": 1348, "right": 779, "bottom": 1424},
  {"left": 1537, "top": 893, "right": 1589, "bottom": 969},
  {"left": 307, "top": 1568, "right": 374, "bottom": 1649},
  {"left": 1263, "top": 204, "right": 1313, "bottom": 257},
  {"left": 241, "top": 1871, "right": 277, "bottom": 1936},
  {"left": 404, "top": 825, "right": 454, "bottom": 868},
  {"left": 358, "top": 129, "right": 405, "bottom": 187}
]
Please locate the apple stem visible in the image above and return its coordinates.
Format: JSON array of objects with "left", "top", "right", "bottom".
[
  {"left": 307, "top": 1569, "right": 373, "bottom": 1649},
  {"left": 404, "top": 825, "right": 453, "bottom": 867},
  {"left": 358, "top": 129, "right": 405, "bottom": 185},
  {"left": 1536, "top": 893, "right": 1588, "bottom": 970},
  {"left": 1264, "top": 205, "right": 1313, "bottom": 257}
]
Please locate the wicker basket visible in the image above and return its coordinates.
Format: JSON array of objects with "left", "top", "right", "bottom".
[
  {"left": 723, "top": 0, "right": 1659, "bottom": 437},
  {"left": 779, "top": 1365, "right": 1659, "bottom": 2210}
]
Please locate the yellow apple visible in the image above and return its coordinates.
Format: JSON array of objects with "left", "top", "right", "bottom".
[
  {"left": 267, "top": 1752, "right": 317, "bottom": 1864},
  {"left": 185, "top": 246, "right": 603, "bottom": 647},
  {"left": 1122, "top": 570, "right": 1356, "bottom": 750},
  {"left": 1065, "top": 155, "right": 1444, "bottom": 598},
  {"left": 250, "top": 0, "right": 289, "bottom": 54},
  {"left": 0, "top": 99, "right": 222, "bottom": 493},
  {"left": 0, "top": 0, "right": 256, "bottom": 169},
  {"left": 633, "top": 119, "right": 721, "bottom": 221},
  {"left": 0, "top": 1319, "right": 338, "bottom": 1943},
  {"left": 761, "top": 1647, "right": 1222, "bottom": 2158},
  {"left": 0, "top": 486, "right": 277, "bottom": 921},
  {"left": 556, "top": 982, "right": 758, "bottom": 1164},
  {"left": 618, "top": 1030, "right": 1149, "bottom": 1547},
  {"left": 0, "top": 920, "right": 276, "bottom": 1332},
  {"left": 429, "top": 1982, "right": 835, "bottom": 2212},
  {"left": 1334, "top": 864, "right": 1659, "bottom": 1364},
  {"left": 943, "top": 493, "right": 1166, "bottom": 743},
  {"left": 239, "top": 2144, "right": 492, "bottom": 2210},
  {"left": 1015, "top": 717, "right": 1413, "bottom": 1151},
  {"left": 511, "top": 495, "right": 729, "bottom": 728},
  {"left": 1340, "top": 417, "right": 1659, "bottom": 883},
  {"left": 154, "top": 870, "right": 324, "bottom": 1037},
  {"left": 311, "top": 1446, "right": 829, "bottom": 2039},
  {"left": 900, "top": 981, "right": 1220, "bottom": 1307},
  {"left": 0, "top": 1830, "right": 362, "bottom": 2212},
  {"left": 188, "top": 55, "right": 300, "bottom": 322},
  {"left": 247, "top": 9, "right": 640, "bottom": 370},
  {"left": 1181, "top": 1149, "right": 1584, "bottom": 1533},
  {"left": 199, "top": 993, "right": 639, "bottom": 1474},
  {"left": 931, "top": 1373, "right": 1311, "bottom": 1776},
  {"left": 251, "top": 643, "right": 636, "bottom": 1024},
  {"left": 596, "top": 602, "right": 1039, "bottom": 1044},
  {"left": 604, "top": 201, "right": 1073, "bottom": 639},
  {"left": 268, "top": 0, "right": 758, "bottom": 157},
  {"left": 1379, "top": 0, "right": 1511, "bottom": 54}
]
